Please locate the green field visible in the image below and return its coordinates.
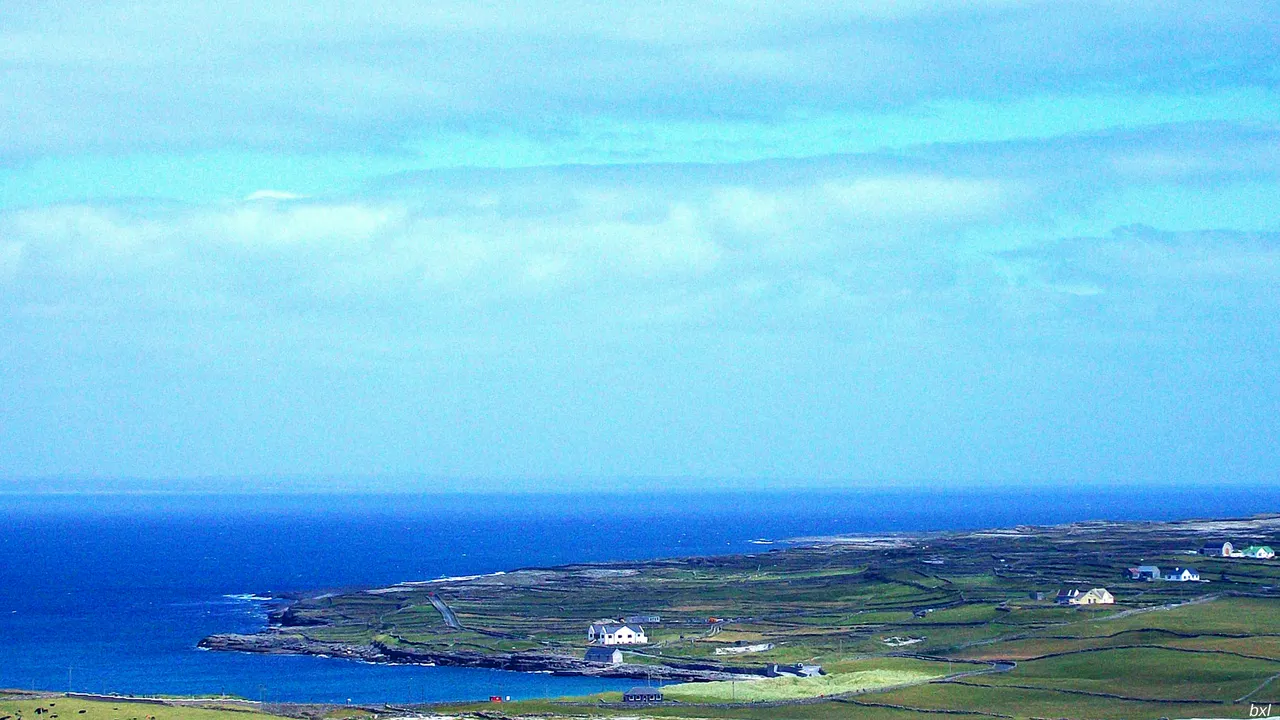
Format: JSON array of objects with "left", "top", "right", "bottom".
[
  {"left": 0, "top": 697, "right": 272, "bottom": 720},
  {"left": 193, "top": 513, "right": 1280, "bottom": 719},
  {"left": 663, "top": 667, "right": 942, "bottom": 702}
]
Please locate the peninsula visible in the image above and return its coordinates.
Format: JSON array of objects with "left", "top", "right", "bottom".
[{"left": 195, "top": 513, "right": 1280, "bottom": 717}]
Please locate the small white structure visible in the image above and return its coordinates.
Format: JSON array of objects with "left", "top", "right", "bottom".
[
  {"left": 1242, "top": 546, "right": 1276, "bottom": 559},
  {"left": 588, "top": 622, "right": 648, "bottom": 645},
  {"left": 1163, "top": 567, "right": 1200, "bottom": 582}
]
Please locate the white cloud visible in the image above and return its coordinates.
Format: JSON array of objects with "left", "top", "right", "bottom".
[
  {"left": 244, "top": 190, "right": 306, "bottom": 201},
  {"left": 1, "top": 1, "right": 1274, "bottom": 155},
  {"left": 0, "top": 241, "right": 22, "bottom": 282},
  {"left": 819, "top": 175, "right": 1012, "bottom": 226}
]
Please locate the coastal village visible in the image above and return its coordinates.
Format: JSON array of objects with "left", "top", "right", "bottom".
[{"left": 196, "top": 514, "right": 1280, "bottom": 715}]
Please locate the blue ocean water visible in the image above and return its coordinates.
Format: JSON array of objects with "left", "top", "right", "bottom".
[{"left": 1, "top": 486, "right": 1276, "bottom": 703}]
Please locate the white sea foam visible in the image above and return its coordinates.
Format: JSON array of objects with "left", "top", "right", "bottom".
[
  {"left": 367, "top": 571, "right": 508, "bottom": 593},
  {"left": 223, "top": 593, "right": 272, "bottom": 602}
]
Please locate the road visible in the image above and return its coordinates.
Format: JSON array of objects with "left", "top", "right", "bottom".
[{"left": 427, "top": 593, "right": 462, "bottom": 630}]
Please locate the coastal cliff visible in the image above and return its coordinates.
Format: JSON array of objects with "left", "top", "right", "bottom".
[
  {"left": 199, "top": 514, "right": 1280, "bottom": 687},
  {"left": 197, "top": 632, "right": 752, "bottom": 681}
]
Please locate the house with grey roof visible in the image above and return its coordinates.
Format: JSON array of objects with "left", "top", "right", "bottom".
[
  {"left": 587, "top": 622, "right": 648, "bottom": 645},
  {"left": 584, "top": 646, "right": 623, "bottom": 664},
  {"left": 622, "top": 687, "right": 663, "bottom": 703},
  {"left": 1127, "top": 565, "right": 1161, "bottom": 581}
]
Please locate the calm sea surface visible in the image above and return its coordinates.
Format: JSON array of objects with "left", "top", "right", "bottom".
[{"left": 1, "top": 487, "right": 1276, "bottom": 702}]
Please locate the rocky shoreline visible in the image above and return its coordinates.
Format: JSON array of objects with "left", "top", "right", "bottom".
[{"left": 198, "top": 632, "right": 757, "bottom": 682}]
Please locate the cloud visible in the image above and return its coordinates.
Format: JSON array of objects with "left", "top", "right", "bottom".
[
  {"left": 244, "top": 190, "right": 306, "bottom": 201},
  {"left": 4, "top": 129, "right": 1280, "bottom": 481},
  {"left": 4, "top": 125, "right": 1277, "bottom": 344},
  {"left": 1, "top": 1, "right": 1275, "bottom": 156}
]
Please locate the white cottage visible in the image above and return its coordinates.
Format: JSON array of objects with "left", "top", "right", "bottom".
[
  {"left": 1163, "top": 567, "right": 1200, "bottom": 582},
  {"left": 588, "top": 622, "right": 648, "bottom": 645}
]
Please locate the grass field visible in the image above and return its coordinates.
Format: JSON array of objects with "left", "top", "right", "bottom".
[
  {"left": 0, "top": 698, "right": 271, "bottom": 720},
  {"left": 663, "top": 667, "right": 942, "bottom": 702},
  {"left": 194, "top": 513, "right": 1280, "bottom": 719}
]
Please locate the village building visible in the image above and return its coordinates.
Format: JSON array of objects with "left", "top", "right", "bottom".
[
  {"left": 622, "top": 687, "right": 664, "bottom": 704},
  {"left": 583, "top": 646, "right": 624, "bottom": 664},
  {"left": 1060, "top": 587, "right": 1114, "bottom": 605},
  {"left": 587, "top": 622, "right": 648, "bottom": 645},
  {"left": 624, "top": 614, "right": 662, "bottom": 624},
  {"left": 1201, "top": 541, "right": 1234, "bottom": 557},
  {"left": 765, "top": 663, "right": 824, "bottom": 678},
  {"left": 1242, "top": 546, "right": 1276, "bottom": 559},
  {"left": 1163, "top": 567, "right": 1200, "bottom": 582},
  {"left": 1127, "top": 565, "right": 1161, "bottom": 581},
  {"left": 1076, "top": 588, "right": 1115, "bottom": 604}
]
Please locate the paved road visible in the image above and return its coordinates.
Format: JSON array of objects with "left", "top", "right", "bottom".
[{"left": 427, "top": 593, "right": 462, "bottom": 630}]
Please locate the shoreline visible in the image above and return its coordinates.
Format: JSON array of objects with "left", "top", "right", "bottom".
[
  {"left": 197, "top": 633, "right": 761, "bottom": 682},
  {"left": 199, "top": 512, "right": 1280, "bottom": 685}
]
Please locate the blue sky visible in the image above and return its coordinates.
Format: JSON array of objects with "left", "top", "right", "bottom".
[{"left": 1, "top": 1, "right": 1278, "bottom": 491}]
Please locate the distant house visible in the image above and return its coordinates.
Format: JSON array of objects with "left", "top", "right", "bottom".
[
  {"left": 765, "top": 663, "right": 824, "bottom": 678},
  {"left": 1060, "top": 588, "right": 1114, "bottom": 605},
  {"left": 1029, "top": 591, "right": 1046, "bottom": 601},
  {"left": 1163, "top": 567, "right": 1200, "bottom": 582},
  {"left": 622, "top": 687, "right": 663, "bottom": 704},
  {"left": 1242, "top": 546, "right": 1276, "bottom": 559},
  {"left": 1127, "top": 565, "right": 1161, "bottom": 581},
  {"left": 588, "top": 622, "right": 648, "bottom": 645},
  {"left": 584, "top": 647, "right": 624, "bottom": 664},
  {"left": 1201, "top": 541, "right": 1234, "bottom": 557},
  {"left": 1075, "top": 588, "right": 1115, "bottom": 605},
  {"left": 625, "top": 614, "right": 662, "bottom": 624}
]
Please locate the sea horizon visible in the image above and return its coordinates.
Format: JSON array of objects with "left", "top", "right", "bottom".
[{"left": 3, "top": 483, "right": 1277, "bottom": 703}]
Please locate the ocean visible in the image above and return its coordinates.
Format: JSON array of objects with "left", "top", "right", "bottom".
[{"left": 1, "top": 486, "right": 1276, "bottom": 703}]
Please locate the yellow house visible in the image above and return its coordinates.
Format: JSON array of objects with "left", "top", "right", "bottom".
[{"left": 1071, "top": 587, "right": 1115, "bottom": 605}]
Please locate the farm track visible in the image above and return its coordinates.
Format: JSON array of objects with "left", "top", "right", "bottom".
[{"left": 1237, "top": 672, "right": 1280, "bottom": 703}]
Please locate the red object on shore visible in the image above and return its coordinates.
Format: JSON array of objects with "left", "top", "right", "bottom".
[{"left": 489, "top": 696, "right": 503, "bottom": 703}]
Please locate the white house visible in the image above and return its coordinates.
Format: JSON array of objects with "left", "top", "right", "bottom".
[
  {"left": 1242, "top": 546, "right": 1276, "bottom": 559},
  {"left": 588, "top": 622, "right": 648, "bottom": 645},
  {"left": 1163, "top": 567, "right": 1200, "bottom": 582}
]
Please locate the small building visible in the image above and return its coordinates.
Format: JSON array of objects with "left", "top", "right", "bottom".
[
  {"left": 588, "top": 622, "right": 648, "bottom": 645},
  {"left": 1055, "top": 588, "right": 1080, "bottom": 605},
  {"left": 1242, "top": 546, "right": 1276, "bottom": 559},
  {"left": 765, "top": 663, "right": 824, "bottom": 678},
  {"left": 1127, "top": 565, "right": 1161, "bottom": 581},
  {"left": 1201, "top": 541, "right": 1234, "bottom": 557},
  {"left": 625, "top": 614, "right": 662, "bottom": 624},
  {"left": 1029, "top": 591, "right": 1046, "bottom": 601},
  {"left": 622, "top": 687, "right": 663, "bottom": 704},
  {"left": 1073, "top": 588, "right": 1115, "bottom": 605},
  {"left": 584, "top": 646, "right": 624, "bottom": 664},
  {"left": 1163, "top": 567, "right": 1200, "bottom": 582}
]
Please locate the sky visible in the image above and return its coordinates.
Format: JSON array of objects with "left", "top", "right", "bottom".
[{"left": 1, "top": 1, "right": 1278, "bottom": 492}]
